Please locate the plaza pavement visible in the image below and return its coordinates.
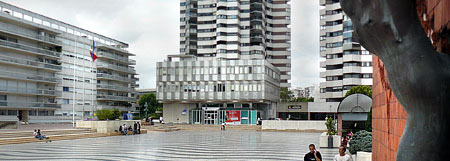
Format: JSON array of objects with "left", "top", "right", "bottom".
[{"left": 0, "top": 131, "right": 339, "bottom": 160}]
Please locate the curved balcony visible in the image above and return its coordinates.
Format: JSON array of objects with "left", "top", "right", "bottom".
[
  {"left": 0, "top": 22, "right": 62, "bottom": 45},
  {"left": 0, "top": 86, "right": 56, "bottom": 96},
  {"left": 96, "top": 94, "right": 136, "bottom": 102},
  {"left": 96, "top": 51, "right": 136, "bottom": 65},
  {"left": 0, "top": 55, "right": 61, "bottom": 71},
  {"left": 96, "top": 73, "right": 134, "bottom": 83},
  {"left": 0, "top": 71, "right": 58, "bottom": 83},
  {"left": 96, "top": 62, "right": 136, "bottom": 74},
  {"left": 0, "top": 101, "right": 60, "bottom": 109},
  {"left": 0, "top": 39, "right": 60, "bottom": 58},
  {"left": 97, "top": 84, "right": 136, "bottom": 92}
]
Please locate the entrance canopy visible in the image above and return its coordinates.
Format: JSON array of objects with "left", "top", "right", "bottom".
[{"left": 337, "top": 93, "right": 372, "bottom": 113}]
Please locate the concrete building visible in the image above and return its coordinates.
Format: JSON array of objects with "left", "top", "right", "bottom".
[
  {"left": 319, "top": 0, "right": 373, "bottom": 102},
  {"left": 180, "top": 0, "right": 291, "bottom": 87},
  {"left": 276, "top": 102, "right": 339, "bottom": 120},
  {"left": 0, "top": 2, "right": 137, "bottom": 123},
  {"left": 157, "top": 56, "right": 280, "bottom": 124}
]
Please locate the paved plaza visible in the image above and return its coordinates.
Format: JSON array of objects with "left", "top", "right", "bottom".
[{"left": 0, "top": 131, "right": 338, "bottom": 160}]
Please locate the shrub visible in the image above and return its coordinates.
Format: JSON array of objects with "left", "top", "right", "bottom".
[
  {"left": 96, "top": 109, "right": 122, "bottom": 120},
  {"left": 96, "top": 109, "right": 113, "bottom": 120},
  {"left": 325, "top": 117, "right": 337, "bottom": 135},
  {"left": 349, "top": 130, "right": 372, "bottom": 154}
]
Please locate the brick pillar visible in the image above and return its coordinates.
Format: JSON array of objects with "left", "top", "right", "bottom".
[{"left": 338, "top": 113, "right": 343, "bottom": 136}]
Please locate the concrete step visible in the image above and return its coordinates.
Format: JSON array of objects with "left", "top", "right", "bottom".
[
  {"left": 0, "top": 129, "right": 92, "bottom": 138},
  {"left": 0, "top": 132, "right": 105, "bottom": 145}
]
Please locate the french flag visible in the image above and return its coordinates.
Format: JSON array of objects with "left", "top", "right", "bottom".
[{"left": 90, "top": 40, "right": 98, "bottom": 62}]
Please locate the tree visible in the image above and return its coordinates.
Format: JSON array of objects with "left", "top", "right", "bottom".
[
  {"left": 280, "top": 87, "right": 292, "bottom": 102},
  {"left": 293, "top": 97, "right": 314, "bottom": 102},
  {"left": 344, "top": 85, "right": 372, "bottom": 98},
  {"left": 366, "top": 108, "right": 372, "bottom": 132},
  {"left": 325, "top": 117, "right": 337, "bottom": 135},
  {"left": 96, "top": 109, "right": 121, "bottom": 120},
  {"left": 138, "top": 93, "right": 162, "bottom": 116},
  {"left": 341, "top": 0, "right": 450, "bottom": 160}
]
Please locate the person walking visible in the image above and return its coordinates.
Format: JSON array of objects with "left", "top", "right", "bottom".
[
  {"left": 334, "top": 145, "right": 352, "bottom": 161},
  {"left": 137, "top": 122, "right": 141, "bottom": 134},
  {"left": 119, "top": 125, "right": 123, "bottom": 134},
  {"left": 133, "top": 122, "right": 138, "bottom": 135},
  {"left": 123, "top": 124, "right": 128, "bottom": 135},
  {"left": 304, "top": 144, "right": 322, "bottom": 161},
  {"left": 159, "top": 116, "right": 163, "bottom": 124}
]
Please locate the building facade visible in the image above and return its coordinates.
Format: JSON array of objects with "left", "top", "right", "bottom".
[
  {"left": 180, "top": 0, "right": 291, "bottom": 87},
  {"left": 157, "top": 56, "right": 280, "bottom": 124},
  {"left": 319, "top": 0, "right": 373, "bottom": 102},
  {"left": 0, "top": 2, "right": 137, "bottom": 123}
]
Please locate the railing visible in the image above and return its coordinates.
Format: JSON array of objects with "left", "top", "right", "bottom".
[
  {"left": 0, "top": 70, "right": 59, "bottom": 83},
  {"left": 0, "top": 39, "right": 60, "bottom": 58},
  {"left": 97, "top": 84, "right": 136, "bottom": 92},
  {"left": 0, "top": 86, "right": 56, "bottom": 96},
  {"left": 0, "top": 55, "right": 61, "bottom": 70},
  {"left": 96, "top": 73, "right": 133, "bottom": 82},
  {"left": 0, "top": 22, "right": 61, "bottom": 44},
  {"left": 96, "top": 94, "right": 136, "bottom": 102},
  {"left": 0, "top": 101, "right": 60, "bottom": 108},
  {"left": 96, "top": 51, "right": 134, "bottom": 64},
  {"left": 96, "top": 62, "right": 135, "bottom": 73}
]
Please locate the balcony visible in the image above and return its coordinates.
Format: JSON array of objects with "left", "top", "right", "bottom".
[
  {"left": 0, "top": 86, "right": 56, "bottom": 96},
  {"left": 97, "top": 94, "right": 136, "bottom": 102},
  {"left": 96, "top": 62, "right": 136, "bottom": 74},
  {"left": 0, "top": 22, "right": 62, "bottom": 45},
  {"left": 0, "top": 101, "right": 60, "bottom": 109},
  {"left": 0, "top": 71, "right": 58, "bottom": 83},
  {"left": 0, "top": 39, "right": 60, "bottom": 58},
  {"left": 0, "top": 55, "right": 61, "bottom": 71},
  {"left": 96, "top": 51, "right": 135, "bottom": 65},
  {"left": 97, "top": 84, "right": 136, "bottom": 92},
  {"left": 96, "top": 105, "right": 133, "bottom": 112},
  {"left": 343, "top": 43, "right": 361, "bottom": 51},
  {"left": 96, "top": 44, "right": 134, "bottom": 55},
  {"left": 96, "top": 73, "right": 133, "bottom": 82}
]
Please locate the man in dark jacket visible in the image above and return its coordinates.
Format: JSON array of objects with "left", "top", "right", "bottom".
[
  {"left": 133, "top": 122, "right": 138, "bottom": 135},
  {"left": 304, "top": 144, "right": 322, "bottom": 161}
]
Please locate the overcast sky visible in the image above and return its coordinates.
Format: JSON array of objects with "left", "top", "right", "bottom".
[{"left": 3, "top": 0, "right": 322, "bottom": 89}]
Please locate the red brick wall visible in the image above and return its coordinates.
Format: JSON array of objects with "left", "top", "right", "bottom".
[
  {"left": 372, "top": 55, "right": 407, "bottom": 161},
  {"left": 372, "top": 1, "right": 449, "bottom": 161}
]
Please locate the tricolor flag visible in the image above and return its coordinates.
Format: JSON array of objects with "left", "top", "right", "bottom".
[{"left": 90, "top": 40, "right": 98, "bottom": 62}]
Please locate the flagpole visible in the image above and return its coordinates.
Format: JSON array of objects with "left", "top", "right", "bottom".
[
  {"left": 92, "top": 60, "right": 94, "bottom": 119},
  {"left": 72, "top": 36, "right": 78, "bottom": 127}
]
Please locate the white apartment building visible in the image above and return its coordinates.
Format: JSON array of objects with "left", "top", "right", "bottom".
[
  {"left": 0, "top": 2, "right": 137, "bottom": 123},
  {"left": 180, "top": 0, "right": 291, "bottom": 87},
  {"left": 319, "top": 0, "right": 372, "bottom": 102}
]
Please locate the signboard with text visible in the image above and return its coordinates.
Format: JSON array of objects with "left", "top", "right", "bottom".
[{"left": 225, "top": 111, "right": 241, "bottom": 125}]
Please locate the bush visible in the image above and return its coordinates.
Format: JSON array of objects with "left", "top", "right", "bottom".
[
  {"left": 96, "top": 109, "right": 122, "bottom": 120},
  {"left": 96, "top": 109, "right": 113, "bottom": 121},
  {"left": 325, "top": 117, "right": 337, "bottom": 135},
  {"left": 349, "top": 130, "right": 372, "bottom": 154}
]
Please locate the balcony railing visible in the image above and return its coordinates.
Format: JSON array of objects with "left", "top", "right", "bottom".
[
  {"left": 96, "top": 73, "right": 133, "bottom": 82},
  {"left": 0, "top": 22, "right": 62, "bottom": 45},
  {"left": 0, "top": 86, "right": 56, "bottom": 96},
  {"left": 0, "top": 55, "right": 61, "bottom": 71},
  {"left": 96, "top": 51, "right": 135, "bottom": 64},
  {"left": 96, "top": 62, "right": 135, "bottom": 73},
  {"left": 0, "top": 101, "right": 60, "bottom": 108},
  {"left": 96, "top": 94, "right": 136, "bottom": 102},
  {"left": 0, "top": 39, "right": 60, "bottom": 58},
  {"left": 0, "top": 70, "right": 59, "bottom": 83},
  {"left": 97, "top": 84, "right": 136, "bottom": 92}
]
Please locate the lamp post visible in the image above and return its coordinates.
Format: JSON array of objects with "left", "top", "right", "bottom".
[{"left": 144, "top": 102, "right": 148, "bottom": 122}]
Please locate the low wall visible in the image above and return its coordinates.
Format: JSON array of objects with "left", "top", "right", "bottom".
[
  {"left": 261, "top": 120, "right": 327, "bottom": 131},
  {"left": 76, "top": 120, "right": 141, "bottom": 133},
  {"left": 0, "top": 121, "right": 19, "bottom": 129},
  {"left": 319, "top": 132, "right": 341, "bottom": 148}
]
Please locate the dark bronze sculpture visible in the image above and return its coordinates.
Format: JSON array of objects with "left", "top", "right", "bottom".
[{"left": 340, "top": 0, "right": 450, "bottom": 160}]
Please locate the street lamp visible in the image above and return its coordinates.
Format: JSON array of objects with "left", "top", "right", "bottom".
[{"left": 144, "top": 102, "right": 148, "bottom": 122}]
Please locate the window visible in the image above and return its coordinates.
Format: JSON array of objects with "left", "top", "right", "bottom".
[
  {"left": 63, "top": 99, "right": 70, "bottom": 104},
  {"left": 63, "top": 87, "right": 70, "bottom": 92},
  {"left": 7, "top": 110, "right": 17, "bottom": 116}
]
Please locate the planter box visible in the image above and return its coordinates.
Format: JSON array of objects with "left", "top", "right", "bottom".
[
  {"left": 76, "top": 120, "right": 141, "bottom": 133},
  {"left": 319, "top": 132, "right": 340, "bottom": 148},
  {"left": 356, "top": 152, "right": 372, "bottom": 161}
]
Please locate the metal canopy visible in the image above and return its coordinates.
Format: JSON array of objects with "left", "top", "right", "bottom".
[{"left": 337, "top": 93, "right": 372, "bottom": 113}]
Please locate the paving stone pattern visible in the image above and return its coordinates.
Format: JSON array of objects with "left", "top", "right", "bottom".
[{"left": 0, "top": 131, "right": 338, "bottom": 160}]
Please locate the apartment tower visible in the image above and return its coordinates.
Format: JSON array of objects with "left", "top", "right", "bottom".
[
  {"left": 0, "top": 2, "right": 138, "bottom": 123},
  {"left": 180, "top": 0, "right": 291, "bottom": 87},
  {"left": 319, "top": 0, "right": 373, "bottom": 102}
]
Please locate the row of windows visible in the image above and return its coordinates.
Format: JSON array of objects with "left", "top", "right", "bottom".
[
  {"left": 159, "top": 83, "right": 263, "bottom": 93},
  {"left": 160, "top": 66, "right": 263, "bottom": 76}
]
